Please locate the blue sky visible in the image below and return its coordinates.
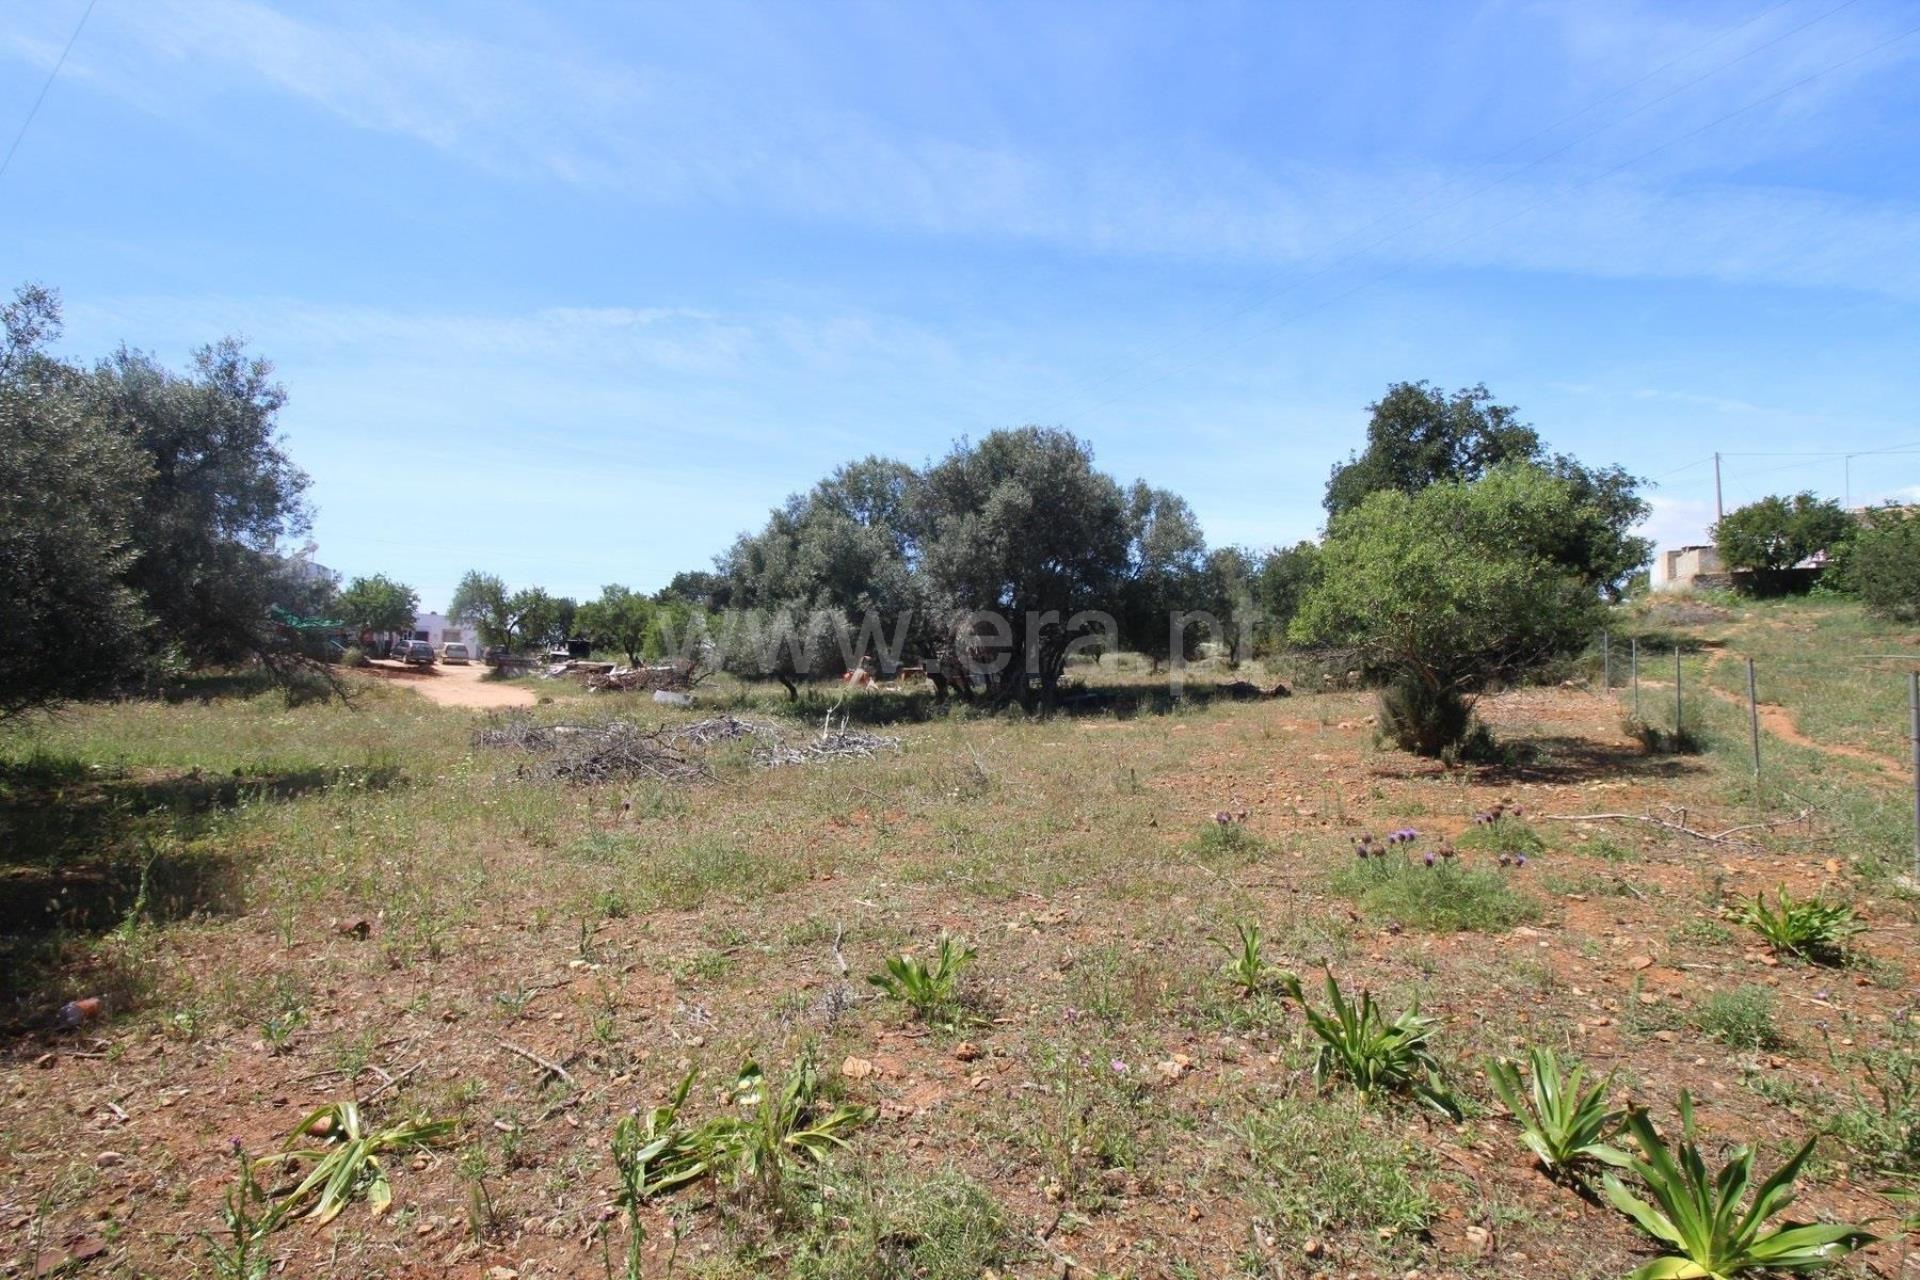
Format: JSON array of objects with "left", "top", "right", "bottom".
[{"left": 5, "top": 0, "right": 1919, "bottom": 610}]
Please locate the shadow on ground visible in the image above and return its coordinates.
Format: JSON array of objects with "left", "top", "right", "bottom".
[{"left": 0, "top": 755, "right": 399, "bottom": 1028}]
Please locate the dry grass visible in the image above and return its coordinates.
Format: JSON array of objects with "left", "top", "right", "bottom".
[{"left": 0, "top": 623, "right": 1914, "bottom": 1278}]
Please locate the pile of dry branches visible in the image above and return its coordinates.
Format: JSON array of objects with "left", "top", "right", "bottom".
[{"left": 473, "top": 712, "right": 900, "bottom": 784}]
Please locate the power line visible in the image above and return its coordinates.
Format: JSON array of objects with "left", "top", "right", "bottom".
[
  {"left": 0, "top": 0, "right": 98, "bottom": 185},
  {"left": 1036, "top": 0, "right": 1866, "bottom": 429},
  {"left": 1055, "top": 12, "right": 1920, "bottom": 431}
]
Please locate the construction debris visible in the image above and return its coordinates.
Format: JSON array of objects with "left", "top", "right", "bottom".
[{"left": 473, "top": 712, "right": 900, "bottom": 784}]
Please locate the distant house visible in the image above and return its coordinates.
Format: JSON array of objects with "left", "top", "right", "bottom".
[
  {"left": 380, "top": 612, "right": 477, "bottom": 653},
  {"left": 1650, "top": 545, "right": 1729, "bottom": 594},
  {"left": 411, "top": 612, "right": 475, "bottom": 648}
]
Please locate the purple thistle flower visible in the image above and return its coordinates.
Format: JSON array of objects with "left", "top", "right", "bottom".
[
  {"left": 1514, "top": 855, "right": 1527, "bottom": 868},
  {"left": 1110, "top": 1058, "right": 1130, "bottom": 1076},
  {"left": 1423, "top": 852, "right": 1435, "bottom": 868}
]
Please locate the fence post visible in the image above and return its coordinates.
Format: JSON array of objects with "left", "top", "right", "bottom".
[
  {"left": 1631, "top": 637, "right": 1639, "bottom": 719},
  {"left": 1746, "top": 657, "right": 1760, "bottom": 777},
  {"left": 1909, "top": 671, "right": 1919, "bottom": 882},
  {"left": 1674, "top": 647, "right": 1683, "bottom": 737},
  {"left": 1603, "top": 630, "right": 1612, "bottom": 690}
]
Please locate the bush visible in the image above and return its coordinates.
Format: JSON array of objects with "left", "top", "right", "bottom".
[
  {"left": 1330, "top": 855, "right": 1537, "bottom": 933},
  {"left": 1694, "top": 985, "right": 1783, "bottom": 1050},
  {"left": 1243, "top": 1089, "right": 1436, "bottom": 1244},
  {"left": 1376, "top": 676, "right": 1470, "bottom": 757},
  {"left": 340, "top": 646, "right": 369, "bottom": 668},
  {"left": 1291, "top": 464, "right": 1610, "bottom": 757},
  {"left": 1849, "top": 508, "right": 1920, "bottom": 621}
]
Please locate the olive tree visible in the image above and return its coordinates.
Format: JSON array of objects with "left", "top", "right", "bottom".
[
  {"left": 337, "top": 574, "right": 418, "bottom": 638},
  {"left": 0, "top": 286, "right": 147, "bottom": 719},
  {"left": 1292, "top": 464, "right": 1606, "bottom": 756},
  {"left": 577, "top": 585, "right": 657, "bottom": 665},
  {"left": 1713, "top": 493, "right": 1854, "bottom": 593}
]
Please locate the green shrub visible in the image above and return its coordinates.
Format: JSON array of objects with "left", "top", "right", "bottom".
[
  {"left": 1735, "top": 886, "right": 1860, "bottom": 964},
  {"left": 788, "top": 1165, "right": 1011, "bottom": 1280},
  {"left": 340, "top": 646, "right": 369, "bottom": 668},
  {"left": 1694, "top": 986, "right": 1783, "bottom": 1050},
  {"left": 1485, "top": 1047, "right": 1628, "bottom": 1175},
  {"left": 1243, "top": 1089, "right": 1436, "bottom": 1244},
  {"left": 1376, "top": 675, "right": 1472, "bottom": 757},
  {"left": 868, "top": 934, "right": 976, "bottom": 1028},
  {"left": 1330, "top": 856, "right": 1537, "bottom": 933},
  {"left": 1840, "top": 506, "right": 1920, "bottom": 620},
  {"left": 1283, "top": 970, "right": 1459, "bottom": 1116}
]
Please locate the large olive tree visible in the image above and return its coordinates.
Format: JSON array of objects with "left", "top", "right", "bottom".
[{"left": 1292, "top": 464, "right": 1606, "bottom": 756}]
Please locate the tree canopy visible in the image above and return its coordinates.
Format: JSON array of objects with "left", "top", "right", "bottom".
[
  {"left": 450, "top": 572, "right": 558, "bottom": 651},
  {"left": 577, "top": 585, "right": 658, "bottom": 665},
  {"left": 1323, "top": 381, "right": 1649, "bottom": 599},
  {"left": 337, "top": 574, "right": 419, "bottom": 637},
  {"left": 1292, "top": 464, "right": 1607, "bottom": 754},
  {"left": 0, "top": 283, "right": 321, "bottom": 718},
  {"left": 1713, "top": 493, "right": 1854, "bottom": 575}
]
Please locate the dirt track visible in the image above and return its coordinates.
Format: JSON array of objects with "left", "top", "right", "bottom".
[{"left": 360, "top": 658, "right": 536, "bottom": 708}]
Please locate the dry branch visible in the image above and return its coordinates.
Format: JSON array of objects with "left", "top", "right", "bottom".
[{"left": 1538, "top": 808, "right": 1812, "bottom": 845}]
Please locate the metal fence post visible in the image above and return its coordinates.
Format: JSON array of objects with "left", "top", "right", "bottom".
[
  {"left": 1910, "top": 671, "right": 1919, "bottom": 882},
  {"left": 1674, "top": 648, "right": 1683, "bottom": 737},
  {"left": 1631, "top": 637, "right": 1639, "bottom": 719},
  {"left": 1746, "top": 658, "right": 1760, "bottom": 777}
]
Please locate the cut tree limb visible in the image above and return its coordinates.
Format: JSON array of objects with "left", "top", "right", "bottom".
[
  {"left": 499, "top": 1040, "right": 576, "bottom": 1086},
  {"left": 1538, "top": 809, "right": 1811, "bottom": 844}
]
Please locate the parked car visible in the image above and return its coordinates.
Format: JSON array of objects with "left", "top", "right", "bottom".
[
  {"left": 440, "top": 642, "right": 471, "bottom": 664},
  {"left": 400, "top": 640, "right": 437, "bottom": 666},
  {"left": 483, "top": 645, "right": 510, "bottom": 665}
]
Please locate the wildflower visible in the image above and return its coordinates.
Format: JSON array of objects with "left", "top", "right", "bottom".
[
  {"left": 1423, "top": 852, "right": 1435, "bottom": 868},
  {"left": 1498, "top": 854, "right": 1511, "bottom": 867},
  {"left": 1438, "top": 843, "right": 1456, "bottom": 860},
  {"left": 1110, "top": 1058, "right": 1130, "bottom": 1076},
  {"left": 1514, "top": 855, "right": 1527, "bottom": 868}
]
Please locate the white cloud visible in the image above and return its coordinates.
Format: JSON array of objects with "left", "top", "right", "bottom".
[{"left": 15, "top": 0, "right": 1919, "bottom": 298}]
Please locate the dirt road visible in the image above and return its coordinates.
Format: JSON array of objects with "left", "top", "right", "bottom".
[{"left": 361, "top": 659, "right": 537, "bottom": 708}]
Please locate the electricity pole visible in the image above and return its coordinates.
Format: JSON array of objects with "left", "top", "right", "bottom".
[{"left": 1714, "top": 452, "right": 1723, "bottom": 524}]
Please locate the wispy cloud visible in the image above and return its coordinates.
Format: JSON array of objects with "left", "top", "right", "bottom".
[{"left": 15, "top": 0, "right": 1919, "bottom": 298}]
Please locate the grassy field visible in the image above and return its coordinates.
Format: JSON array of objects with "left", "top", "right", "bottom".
[{"left": 2, "top": 607, "right": 1918, "bottom": 1279}]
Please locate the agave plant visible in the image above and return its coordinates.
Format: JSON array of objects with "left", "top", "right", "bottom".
[
  {"left": 1602, "top": 1092, "right": 1875, "bottom": 1279},
  {"left": 1735, "top": 887, "right": 1860, "bottom": 964},
  {"left": 1484, "top": 1046, "right": 1628, "bottom": 1175},
  {"left": 1282, "top": 969, "right": 1459, "bottom": 1117},
  {"left": 255, "top": 1100, "right": 455, "bottom": 1228},
  {"left": 868, "top": 933, "right": 976, "bottom": 1026}
]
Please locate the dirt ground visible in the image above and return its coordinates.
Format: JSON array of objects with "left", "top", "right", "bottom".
[
  {"left": 359, "top": 658, "right": 537, "bottom": 709},
  {"left": 2, "top": 644, "right": 1917, "bottom": 1279}
]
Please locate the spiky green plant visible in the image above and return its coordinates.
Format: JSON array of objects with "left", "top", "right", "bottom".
[
  {"left": 1602, "top": 1092, "right": 1875, "bottom": 1279},
  {"left": 1484, "top": 1047, "right": 1628, "bottom": 1175},
  {"left": 1735, "top": 887, "right": 1860, "bottom": 964},
  {"left": 203, "top": 1144, "right": 271, "bottom": 1280},
  {"left": 1216, "top": 921, "right": 1288, "bottom": 998},
  {"left": 869, "top": 934, "right": 976, "bottom": 1027},
  {"left": 611, "top": 1053, "right": 873, "bottom": 1214},
  {"left": 254, "top": 1101, "right": 455, "bottom": 1228},
  {"left": 1282, "top": 970, "right": 1459, "bottom": 1118},
  {"left": 611, "top": 1073, "right": 711, "bottom": 1277},
  {"left": 715, "top": 1055, "right": 874, "bottom": 1200}
]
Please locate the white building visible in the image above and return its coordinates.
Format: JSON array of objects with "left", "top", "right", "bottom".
[
  {"left": 395, "top": 612, "right": 477, "bottom": 649},
  {"left": 1650, "top": 545, "right": 1725, "bottom": 594}
]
